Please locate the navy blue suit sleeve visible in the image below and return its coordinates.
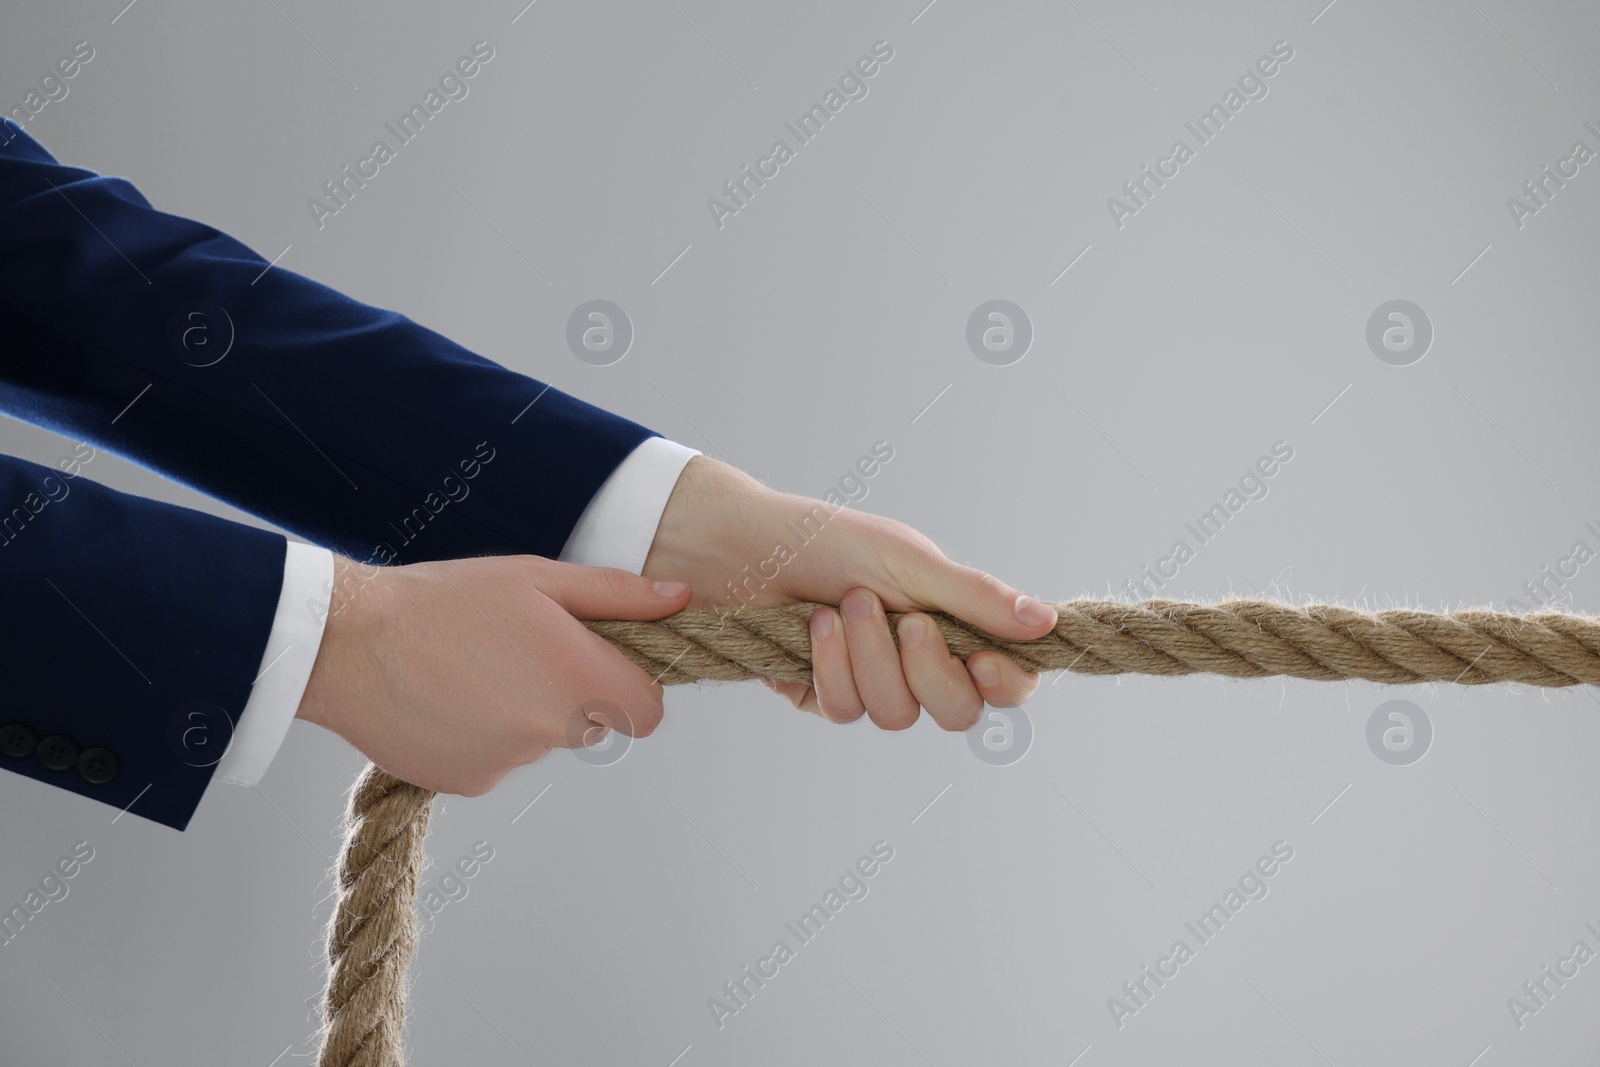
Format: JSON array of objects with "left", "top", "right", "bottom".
[
  {"left": 0, "top": 124, "right": 668, "bottom": 829},
  {"left": 0, "top": 123, "right": 662, "bottom": 566},
  {"left": 0, "top": 455, "right": 286, "bottom": 831}
]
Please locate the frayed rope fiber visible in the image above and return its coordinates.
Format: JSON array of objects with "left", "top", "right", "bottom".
[{"left": 316, "top": 598, "right": 1600, "bottom": 1064}]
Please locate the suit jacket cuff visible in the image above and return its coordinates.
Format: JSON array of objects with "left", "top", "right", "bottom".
[{"left": 211, "top": 541, "right": 335, "bottom": 787}]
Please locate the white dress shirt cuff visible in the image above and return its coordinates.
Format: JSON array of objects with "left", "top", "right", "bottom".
[
  {"left": 211, "top": 435, "right": 696, "bottom": 788},
  {"left": 212, "top": 540, "right": 335, "bottom": 786},
  {"left": 558, "top": 435, "right": 701, "bottom": 574}
]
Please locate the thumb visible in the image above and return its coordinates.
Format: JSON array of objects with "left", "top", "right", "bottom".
[
  {"left": 900, "top": 557, "right": 1058, "bottom": 642},
  {"left": 536, "top": 560, "right": 693, "bottom": 622},
  {"left": 533, "top": 561, "right": 689, "bottom": 741}
]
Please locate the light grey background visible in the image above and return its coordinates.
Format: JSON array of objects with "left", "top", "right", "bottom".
[{"left": 3, "top": 0, "right": 1599, "bottom": 1063}]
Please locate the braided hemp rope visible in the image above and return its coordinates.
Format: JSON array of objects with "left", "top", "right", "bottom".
[
  {"left": 315, "top": 598, "right": 1600, "bottom": 1064},
  {"left": 317, "top": 765, "right": 435, "bottom": 1067},
  {"left": 587, "top": 599, "right": 1600, "bottom": 688}
]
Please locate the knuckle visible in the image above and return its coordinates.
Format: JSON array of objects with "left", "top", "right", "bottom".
[
  {"left": 870, "top": 700, "right": 920, "bottom": 731},
  {"left": 849, "top": 586, "right": 882, "bottom": 613},
  {"left": 821, "top": 696, "right": 867, "bottom": 724},
  {"left": 944, "top": 694, "right": 986, "bottom": 732},
  {"left": 599, "top": 566, "right": 636, "bottom": 599},
  {"left": 979, "top": 681, "right": 1030, "bottom": 713},
  {"left": 874, "top": 515, "right": 940, "bottom": 558},
  {"left": 881, "top": 547, "right": 937, "bottom": 590},
  {"left": 975, "top": 569, "right": 1012, "bottom": 600}
]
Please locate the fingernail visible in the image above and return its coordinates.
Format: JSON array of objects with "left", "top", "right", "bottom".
[
  {"left": 971, "top": 660, "right": 1000, "bottom": 687},
  {"left": 842, "top": 590, "right": 873, "bottom": 622},
  {"left": 899, "top": 615, "right": 926, "bottom": 643},
  {"left": 1014, "top": 594, "right": 1057, "bottom": 627},
  {"left": 810, "top": 607, "right": 834, "bottom": 638},
  {"left": 653, "top": 580, "right": 689, "bottom": 598}
]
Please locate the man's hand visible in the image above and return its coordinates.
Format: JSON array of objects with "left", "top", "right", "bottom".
[
  {"left": 294, "top": 554, "right": 693, "bottom": 796},
  {"left": 641, "top": 455, "right": 1056, "bottom": 731}
]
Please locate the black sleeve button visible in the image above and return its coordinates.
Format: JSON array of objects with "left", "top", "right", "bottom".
[
  {"left": 35, "top": 734, "right": 79, "bottom": 771},
  {"left": 0, "top": 723, "right": 37, "bottom": 758},
  {"left": 77, "top": 747, "right": 118, "bottom": 785}
]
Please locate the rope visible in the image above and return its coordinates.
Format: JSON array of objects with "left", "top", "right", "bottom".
[
  {"left": 317, "top": 764, "right": 435, "bottom": 1066},
  {"left": 314, "top": 598, "right": 1600, "bottom": 1064},
  {"left": 586, "top": 599, "right": 1600, "bottom": 687}
]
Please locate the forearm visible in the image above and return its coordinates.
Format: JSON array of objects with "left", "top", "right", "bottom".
[{"left": 0, "top": 126, "right": 659, "bottom": 564}]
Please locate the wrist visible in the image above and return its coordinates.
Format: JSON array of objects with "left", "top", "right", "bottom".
[
  {"left": 641, "top": 455, "right": 764, "bottom": 581},
  {"left": 296, "top": 554, "right": 391, "bottom": 735}
]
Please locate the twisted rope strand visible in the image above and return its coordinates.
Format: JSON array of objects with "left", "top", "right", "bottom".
[
  {"left": 317, "top": 764, "right": 435, "bottom": 1067},
  {"left": 315, "top": 598, "right": 1600, "bottom": 1065},
  {"left": 584, "top": 600, "right": 1600, "bottom": 687}
]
